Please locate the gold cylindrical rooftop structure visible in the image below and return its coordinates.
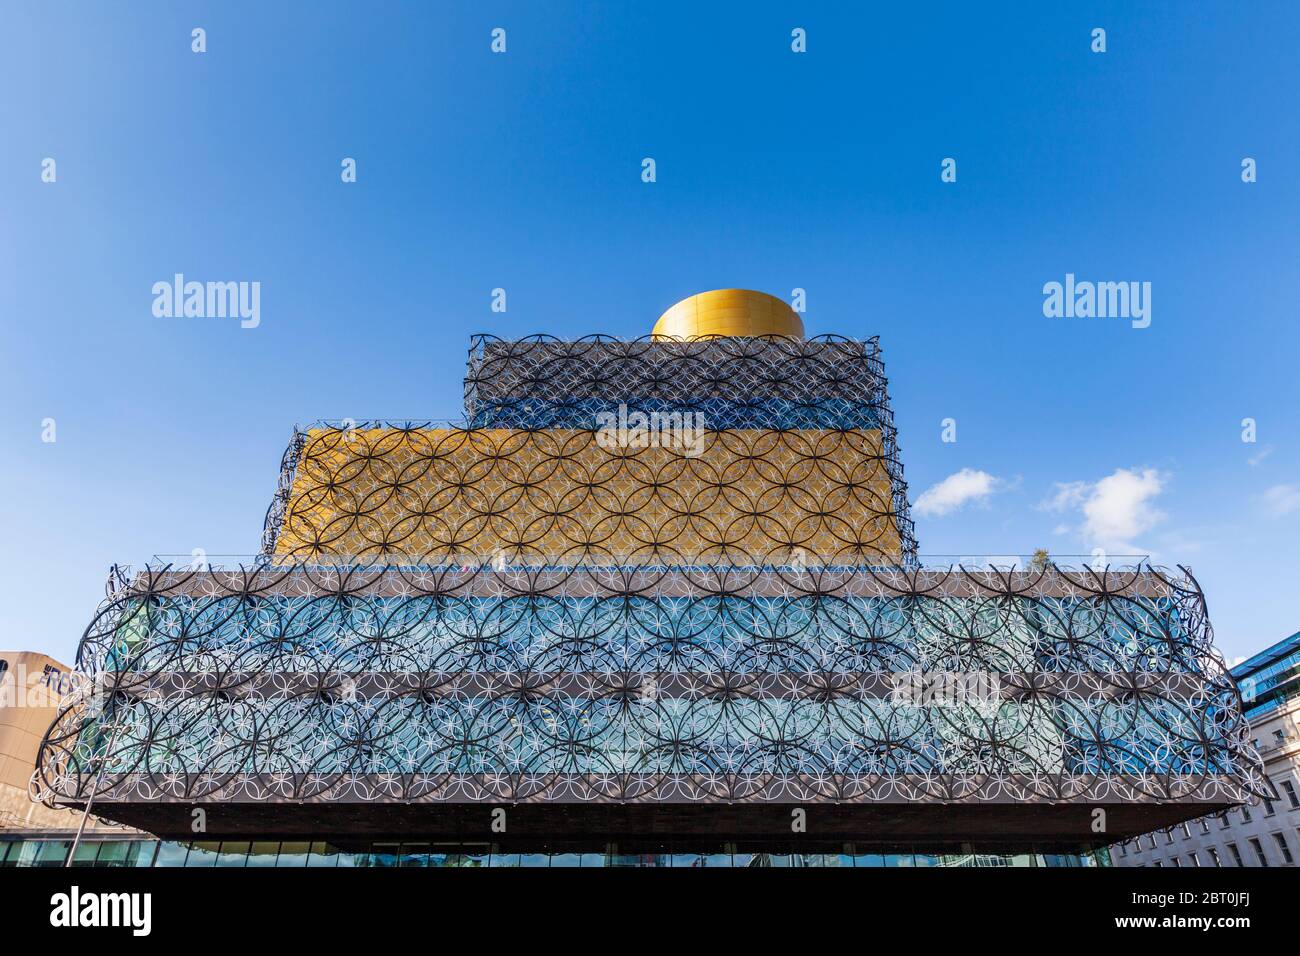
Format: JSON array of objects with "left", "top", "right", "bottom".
[{"left": 651, "top": 289, "right": 804, "bottom": 340}]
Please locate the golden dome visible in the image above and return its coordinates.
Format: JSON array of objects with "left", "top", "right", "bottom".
[{"left": 651, "top": 289, "right": 804, "bottom": 340}]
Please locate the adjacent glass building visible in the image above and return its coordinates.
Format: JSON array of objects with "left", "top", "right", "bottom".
[{"left": 21, "top": 290, "right": 1266, "bottom": 866}]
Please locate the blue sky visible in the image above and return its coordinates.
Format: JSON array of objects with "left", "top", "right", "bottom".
[{"left": 1, "top": 2, "right": 1297, "bottom": 665}]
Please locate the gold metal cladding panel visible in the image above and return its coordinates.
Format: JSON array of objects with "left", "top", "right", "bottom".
[{"left": 274, "top": 428, "right": 903, "bottom": 563}]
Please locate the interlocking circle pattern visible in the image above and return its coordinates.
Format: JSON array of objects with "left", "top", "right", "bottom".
[
  {"left": 33, "top": 562, "right": 1267, "bottom": 807},
  {"left": 34, "top": 333, "right": 1266, "bottom": 813}
]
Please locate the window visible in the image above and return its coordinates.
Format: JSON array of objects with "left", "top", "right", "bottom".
[
  {"left": 6, "top": 843, "right": 40, "bottom": 866},
  {"left": 1206, "top": 847, "right": 1221, "bottom": 867},
  {"left": 1169, "top": 856, "right": 1181, "bottom": 867},
  {"left": 1118, "top": 843, "right": 1126, "bottom": 857},
  {"left": 0, "top": 658, "right": 8, "bottom": 679},
  {"left": 1282, "top": 779, "right": 1300, "bottom": 810},
  {"left": 215, "top": 841, "right": 250, "bottom": 867},
  {"left": 1147, "top": 833, "right": 1159, "bottom": 851},
  {"left": 1152, "top": 860, "right": 1162, "bottom": 867},
  {"left": 1187, "top": 852, "right": 1200, "bottom": 867},
  {"left": 276, "top": 843, "right": 311, "bottom": 866},
  {"left": 1199, "top": 818, "right": 1211, "bottom": 834},
  {"left": 1265, "top": 797, "right": 1276, "bottom": 817},
  {"left": 1226, "top": 843, "right": 1245, "bottom": 866},
  {"left": 1219, "top": 812, "right": 1230, "bottom": 830},
  {"left": 1165, "top": 828, "right": 1175, "bottom": 845},
  {"left": 1180, "top": 822, "right": 1191, "bottom": 839},
  {"left": 153, "top": 842, "right": 189, "bottom": 867},
  {"left": 1275, "top": 730, "right": 1286, "bottom": 745},
  {"left": 246, "top": 842, "right": 280, "bottom": 867},
  {"left": 33, "top": 842, "right": 71, "bottom": 867},
  {"left": 1241, "top": 805, "right": 1252, "bottom": 823},
  {"left": 70, "top": 842, "right": 100, "bottom": 866},
  {"left": 1273, "top": 833, "right": 1293, "bottom": 865},
  {"left": 306, "top": 843, "right": 345, "bottom": 868},
  {"left": 98, "top": 842, "right": 157, "bottom": 868},
  {"left": 184, "top": 843, "right": 220, "bottom": 867},
  {"left": 1249, "top": 838, "right": 1268, "bottom": 866},
  {"left": 365, "top": 843, "right": 401, "bottom": 867}
]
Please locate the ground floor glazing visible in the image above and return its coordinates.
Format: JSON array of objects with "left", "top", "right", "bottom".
[{"left": 0, "top": 836, "right": 1108, "bottom": 867}]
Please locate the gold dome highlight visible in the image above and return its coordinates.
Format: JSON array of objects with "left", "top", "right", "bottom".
[{"left": 652, "top": 289, "right": 805, "bottom": 340}]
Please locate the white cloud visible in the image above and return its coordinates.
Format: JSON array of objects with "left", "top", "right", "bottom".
[
  {"left": 914, "top": 468, "right": 1006, "bottom": 518},
  {"left": 1043, "top": 481, "right": 1088, "bottom": 512},
  {"left": 1041, "top": 467, "right": 1166, "bottom": 553},
  {"left": 1261, "top": 483, "right": 1300, "bottom": 517}
]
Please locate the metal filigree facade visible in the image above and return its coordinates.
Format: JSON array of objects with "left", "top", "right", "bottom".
[
  {"left": 260, "top": 336, "right": 917, "bottom": 564},
  {"left": 269, "top": 427, "right": 905, "bottom": 565},
  {"left": 35, "top": 331, "right": 1267, "bottom": 839},
  {"left": 35, "top": 562, "right": 1263, "bottom": 808}
]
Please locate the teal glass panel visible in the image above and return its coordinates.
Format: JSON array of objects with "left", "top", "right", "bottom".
[
  {"left": 33, "top": 841, "right": 71, "bottom": 867},
  {"left": 93, "top": 842, "right": 129, "bottom": 867},
  {"left": 70, "top": 841, "right": 101, "bottom": 866},
  {"left": 153, "top": 842, "right": 189, "bottom": 867},
  {"left": 185, "top": 842, "right": 221, "bottom": 867},
  {"left": 9, "top": 842, "right": 40, "bottom": 867},
  {"left": 126, "top": 842, "right": 159, "bottom": 867}
]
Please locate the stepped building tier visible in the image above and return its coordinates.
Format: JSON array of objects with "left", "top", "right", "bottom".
[{"left": 33, "top": 290, "right": 1266, "bottom": 856}]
